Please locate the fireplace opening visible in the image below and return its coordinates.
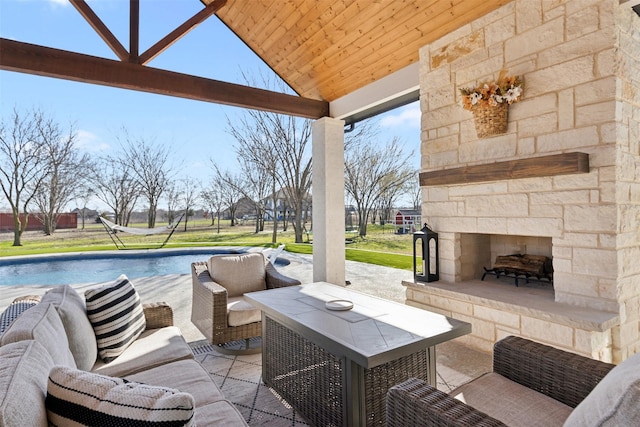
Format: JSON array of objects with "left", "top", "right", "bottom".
[{"left": 459, "top": 233, "right": 553, "bottom": 290}]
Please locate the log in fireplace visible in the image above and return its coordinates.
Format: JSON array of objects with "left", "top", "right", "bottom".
[{"left": 481, "top": 254, "right": 553, "bottom": 287}]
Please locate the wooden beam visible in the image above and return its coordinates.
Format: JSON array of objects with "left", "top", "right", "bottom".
[
  {"left": 139, "top": 0, "right": 227, "bottom": 65},
  {"left": 130, "top": 0, "right": 139, "bottom": 61},
  {"left": 69, "top": 0, "right": 129, "bottom": 62},
  {"left": 0, "top": 38, "right": 329, "bottom": 119},
  {"left": 419, "top": 152, "right": 590, "bottom": 186}
]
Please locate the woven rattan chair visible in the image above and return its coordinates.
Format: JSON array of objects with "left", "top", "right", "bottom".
[
  {"left": 387, "top": 336, "right": 618, "bottom": 427},
  {"left": 191, "top": 252, "right": 300, "bottom": 353}
]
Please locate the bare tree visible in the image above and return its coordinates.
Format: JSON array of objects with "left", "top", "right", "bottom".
[
  {"left": 0, "top": 108, "right": 51, "bottom": 246},
  {"left": 32, "top": 120, "right": 93, "bottom": 234},
  {"left": 200, "top": 180, "right": 226, "bottom": 232},
  {"left": 411, "top": 171, "right": 422, "bottom": 209},
  {"left": 91, "top": 157, "right": 140, "bottom": 226},
  {"left": 213, "top": 167, "right": 244, "bottom": 227},
  {"left": 229, "top": 109, "right": 312, "bottom": 243},
  {"left": 345, "top": 136, "right": 415, "bottom": 237},
  {"left": 179, "top": 176, "right": 200, "bottom": 231},
  {"left": 218, "top": 156, "right": 274, "bottom": 236},
  {"left": 75, "top": 185, "right": 95, "bottom": 230},
  {"left": 120, "top": 132, "right": 174, "bottom": 228},
  {"left": 164, "top": 182, "right": 180, "bottom": 224}
]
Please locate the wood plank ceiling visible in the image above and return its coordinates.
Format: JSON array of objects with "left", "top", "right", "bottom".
[{"left": 210, "top": 0, "right": 510, "bottom": 102}]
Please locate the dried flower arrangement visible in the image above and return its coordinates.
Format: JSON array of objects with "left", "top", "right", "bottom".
[{"left": 459, "top": 70, "right": 523, "bottom": 110}]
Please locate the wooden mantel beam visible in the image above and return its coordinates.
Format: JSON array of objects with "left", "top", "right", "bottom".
[
  {"left": 419, "top": 152, "right": 590, "bottom": 186},
  {"left": 0, "top": 38, "right": 329, "bottom": 119}
]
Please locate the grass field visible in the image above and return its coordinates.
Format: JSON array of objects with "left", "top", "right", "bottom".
[{"left": 0, "top": 219, "right": 415, "bottom": 271}]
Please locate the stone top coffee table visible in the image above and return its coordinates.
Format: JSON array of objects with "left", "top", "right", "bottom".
[{"left": 246, "top": 282, "right": 471, "bottom": 427}]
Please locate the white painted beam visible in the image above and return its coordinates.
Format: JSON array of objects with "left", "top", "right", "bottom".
[{"left": 329, "top": 62, "right": 419, "bottom": 124}]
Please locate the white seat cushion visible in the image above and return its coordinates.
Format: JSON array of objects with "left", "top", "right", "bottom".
[
  {"left": 227, "top": 297, "right": 261, "bottom": 327},
  {"left": 451, "top": 372, "right": 572, "bottom": 427},
  {"left": 207, "top": 253, "right": 266, "bottom": 297},
  {"left": 126, "top": 359, "right": 227, "bottom": 407},
  {"left": 92, "top": 326, "right": 193, "bottom": 378}
]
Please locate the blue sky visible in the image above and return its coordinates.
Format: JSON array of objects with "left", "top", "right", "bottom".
[{"left": 0, "top": 0, "right": 420, "bottom": 209}]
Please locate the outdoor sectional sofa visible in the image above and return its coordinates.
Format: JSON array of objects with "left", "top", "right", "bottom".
[
  {"left": 386, "top": 335, "right": 640, "bottom": 426},
  {"left": 0, "top": 279, "right": 248, "bottom": 426}
]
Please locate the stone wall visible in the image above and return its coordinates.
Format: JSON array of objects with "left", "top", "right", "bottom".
[{"left": 413, "top": 0, "right": 640, "bottom": 361}]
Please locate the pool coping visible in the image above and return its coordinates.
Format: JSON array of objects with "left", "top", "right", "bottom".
[{"left": 0, "top": 246, "right": 256, "bottom": 265}]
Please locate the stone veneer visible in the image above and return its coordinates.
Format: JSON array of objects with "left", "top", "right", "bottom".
[{"left": 407, "top": 0, "right": 639, "bottom": 363}]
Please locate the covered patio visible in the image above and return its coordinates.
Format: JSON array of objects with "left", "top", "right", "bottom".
[{"left": 1, "top": 0, "right": 640, "bottom": 424}]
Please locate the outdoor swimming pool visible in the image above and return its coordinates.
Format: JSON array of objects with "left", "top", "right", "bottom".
[{"left": 0, "top": 248, "right": 258, "bottom": 286}]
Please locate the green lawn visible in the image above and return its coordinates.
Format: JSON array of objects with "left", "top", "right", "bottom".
[{"left": 0, "top": 220, "right": 415, "bottom": 271}]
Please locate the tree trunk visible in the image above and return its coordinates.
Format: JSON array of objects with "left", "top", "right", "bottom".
[{"left": 12, "top": 209, "right": 22, "bottom": 246}]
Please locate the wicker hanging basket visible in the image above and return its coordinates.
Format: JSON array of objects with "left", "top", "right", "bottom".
[{"left": 471, "top": 102, "right": 509, "bottom": 138}]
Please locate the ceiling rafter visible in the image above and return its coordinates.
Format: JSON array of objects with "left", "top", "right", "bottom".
[
  {"left": 0, "top": 38, "right": 329, "bottom": 119},
  {"left": 139, "top": 0, "right": 227, "bottom": 65},
  {"left": 130, "top": 0, "right": 139, "bottom": 60},
  {"left": 69, "top": 0, "right": 129, "bottom": 62},
  {"left": 70, "top": 0, "right": 228, "bottom": 66}
]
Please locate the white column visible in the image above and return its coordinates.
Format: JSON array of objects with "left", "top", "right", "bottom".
[{"left": 312, "top": 117, "right": 345, "bottom": 285}]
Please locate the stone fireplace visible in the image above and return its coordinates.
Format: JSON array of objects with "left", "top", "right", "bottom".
[{"left": 404, "top": 0, "right": 640, "bottom": 363}]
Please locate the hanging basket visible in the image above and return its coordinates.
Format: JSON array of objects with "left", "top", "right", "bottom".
[{"left": 471, "top": 103, "right": 509, "bottom": 138}]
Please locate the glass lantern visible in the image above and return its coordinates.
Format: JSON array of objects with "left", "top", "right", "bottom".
[{"left": 413, "top": 223, "right": 439, "bottom": 282}]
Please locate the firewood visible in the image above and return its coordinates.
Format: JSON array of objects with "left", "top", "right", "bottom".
[{"left": 493, "top": 254, "right": 548, "bottom": 276}]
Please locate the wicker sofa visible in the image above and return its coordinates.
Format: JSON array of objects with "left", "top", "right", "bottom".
[
  {"left": 387, "top": 335, "right": 640, "bottom": 426},
  {"left": 0, "top": 282, "right": 248, "bottom": 426}
]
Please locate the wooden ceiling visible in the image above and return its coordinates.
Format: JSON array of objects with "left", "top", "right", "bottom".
[{"left": 210, "top": 0, "right": 510, "bottom": 102}]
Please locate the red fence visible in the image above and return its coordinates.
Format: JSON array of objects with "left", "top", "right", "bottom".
[{"left": 0, "top": 212, "right": 78, "bottom": 232}]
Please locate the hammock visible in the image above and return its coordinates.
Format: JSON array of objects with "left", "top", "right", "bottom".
[{"left": 98, "top": 212, "right": 185, "bottom": 249}]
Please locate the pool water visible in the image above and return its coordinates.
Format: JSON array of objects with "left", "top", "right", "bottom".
[{"left": 0, "top": 249, "right": 247, "bottom": 286}]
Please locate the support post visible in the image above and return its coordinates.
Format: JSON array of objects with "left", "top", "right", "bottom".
[{"left": 312, "top": 117, "right": 345, "bottom": 285}]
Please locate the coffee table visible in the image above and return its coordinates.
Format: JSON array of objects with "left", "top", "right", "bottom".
[{"left": 245, "top": 282, "right": 471, "bottom": 427}]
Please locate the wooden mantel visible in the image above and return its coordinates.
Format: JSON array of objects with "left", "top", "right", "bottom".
[{"left": 419, "top": 152, "right": 589, "bottom": 186}]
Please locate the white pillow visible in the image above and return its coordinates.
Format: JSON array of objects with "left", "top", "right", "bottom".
[
  {"left": 41, "top": 285, "right": 98, "bottom": 370},
  {"left": 563, "top": 351, "right": 640, "bottom": 426},
  {"left": 85, "top": 275, "right": 146, "bottom": 362},
  {"left": 0, "top": 340, "right": 54, "bottom": 427},
  {"left": 46, "top": 366, "right": 195, "bottom": 426}
]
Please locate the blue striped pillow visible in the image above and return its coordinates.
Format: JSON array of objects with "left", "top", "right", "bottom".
[
  {"left": 46, "top": 366, "right": 195, "bottom": 426},
  {"left": 85, "top": 275, "right": 146, "bottom": 362}
]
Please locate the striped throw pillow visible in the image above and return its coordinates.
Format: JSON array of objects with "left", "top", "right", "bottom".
[
  {"left": 46, "top": 366, "right": 195, "bottom": 426},
  {"left": 85, "top": 275, "right": 146, "bottom": 362}
]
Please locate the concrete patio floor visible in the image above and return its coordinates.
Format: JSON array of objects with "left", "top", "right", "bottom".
[{"left": 0, "top": 249, "right": 492, "bottom": 392}]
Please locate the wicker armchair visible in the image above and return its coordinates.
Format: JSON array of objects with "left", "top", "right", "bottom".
[
  {"left": 191, "top": 252, "right": 301, "bottom": 348},
  {"left": 387, "top": 336, "right": 617, "bottom": 427}
]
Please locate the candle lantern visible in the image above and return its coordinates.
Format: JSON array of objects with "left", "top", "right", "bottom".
[{"left": 413, "top": 223, "right": 439, "bottom": 282}]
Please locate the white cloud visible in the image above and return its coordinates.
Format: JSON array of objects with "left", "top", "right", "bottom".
[
  {"left": 380, "top": 104, "right": 421, "bottom": 129},
  {"left": 75, "top": 129, "right": 111, "bottom": 153},
  {"left": 47, "top": 0, "right": 70, "bottom": 6}
]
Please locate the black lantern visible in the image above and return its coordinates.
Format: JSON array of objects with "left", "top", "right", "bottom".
[{"left": 413, "top": 223, "right": 439, "bottom": 282}]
